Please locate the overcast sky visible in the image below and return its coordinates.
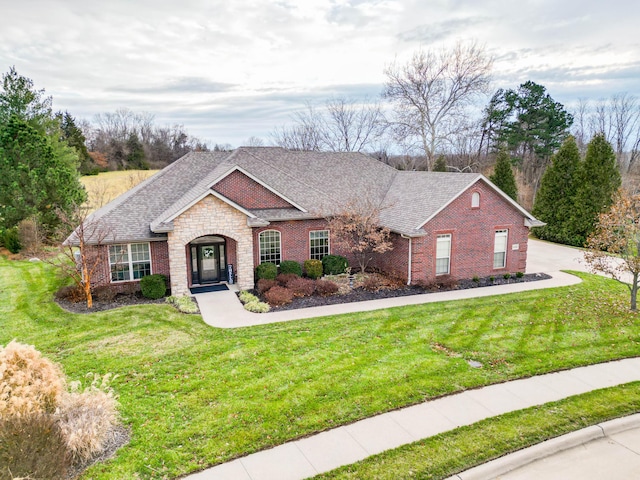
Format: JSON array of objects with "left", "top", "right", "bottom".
[{"left": 2, "top": 0, "right": 639, "bottom": 147}]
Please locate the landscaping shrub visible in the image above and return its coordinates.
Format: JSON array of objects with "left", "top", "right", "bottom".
[
  {"left": 256, "top": 278, "right": 276, "bottom": 295},
  {"left": 140, "top": 274, "right": 167, "bottom": 299},
  {"left": 503, "top": 273, "right": 512, "bottom": 280},
  {"left": 56, "top": 374, "right": 120, "bottom": 462},
  {"left": 0, "top": 340, "right": 65, "bottom": 417},
  {"left": 322, "top": 254, "right": 348, "bottom": 275},
  {"left": 92, "top": 285, "right": 118, "bottom": 303},
  {"left": 244, "top": 300, "right": 271, "bottom": 313},
  {"left": 238, "top": 290, "right": 259, "bottom": 304},
  {"left": 166, "top": 295, "right": 199, "bottom": 314},
  {"left": 436, "top": 275, "right": 458, "bottom": 290},
  {"left": 276, "top": 273, "right": 299, "bottom": 287},
  {"left": 0, "top": 413, "right": 71, "bottom": 480},
  {"left": 288, "top": 277, "right": 316, "bottom": 297},
  {"left": 55, "top": 284, "right": 86, "bottom": 303},
  {"left": 516, "top": 271, "right": 525, "bottom": 278},
  {"left": 303, "top": 259, "right": 323, "bottom": 279},
  {"left": 256, "top": 262, "right": 277, "bottom": 280},
  {"left": 315, "top": 280, "right": 339, "bottom": 296},
  {"left": 362, "top": 275, "right": 382, "bottom": 292},
  {"left": 279, "top": 260, "right": 302, "bottom": 276},
  {"left": 0, "top": 227, "right": 21, "bottom": 253},
  {"left": 264, "top": 286, "right": 294, "bottom": 306}
]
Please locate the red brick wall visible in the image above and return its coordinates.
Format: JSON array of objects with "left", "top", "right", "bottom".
[
  {"left": 86, "top": 240, "right": 171, "bottom": 292},
  {"left": 212, "top": 170, "right": 295, "bottom": 210}
]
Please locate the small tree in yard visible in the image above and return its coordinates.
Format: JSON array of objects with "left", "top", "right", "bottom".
[
  {"left": 51, "top": 203, "right": 113, "bottom": 309},
  {"left": 584, "top": 189, "right": 640, "bottom": 311},
  {"left": 490, "top": 148, "right": 518, "bottom": 201},
  {"left": 325, "top": 199, "right": 393, "bottom": 273}
]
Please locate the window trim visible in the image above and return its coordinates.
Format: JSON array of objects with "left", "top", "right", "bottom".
[
  {"left": 435, "top": 233, "right": 451, "bottom": 276},
  {"left": 309, "top": 229, "right": 330, "bottom": 260},
  {"left": 108, "top": 242, "right": 152, "bottom": 283},
  {"left": 493, "top": 229, "right": 508, "bottom": 269},
  {"left": 259, "top": 229, "right": 282, "bottom": 265}
]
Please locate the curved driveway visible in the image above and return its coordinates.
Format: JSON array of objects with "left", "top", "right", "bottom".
[{"left": 525, "top": 238, "right": 588, "bottom": 274}]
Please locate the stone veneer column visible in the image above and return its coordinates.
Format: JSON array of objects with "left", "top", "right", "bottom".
[{"left": 167, "top": 195, "right": 255, "bottom": 295}]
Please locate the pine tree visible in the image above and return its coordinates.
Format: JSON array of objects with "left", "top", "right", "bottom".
[
  {"left": 59, "top": 111, "right": 95, "bottom": 175},
  {"left": 490, "top": 149, "right": 518, "bottom": 201},
  {"left": 532, "top": 136, "right": 581, "bottom": 244},
  {"left": 568, "top": 134, "right": 621, "bottom": 246},
  {"left": 433, "top": 155, "right": 447, "bottom": 172}
]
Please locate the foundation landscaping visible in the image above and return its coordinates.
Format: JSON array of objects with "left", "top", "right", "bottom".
[{"left": 2, "top": 254, "right": 640, "bottom": 479}]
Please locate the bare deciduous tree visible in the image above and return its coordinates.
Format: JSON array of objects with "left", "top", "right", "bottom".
[
  {"left": 584, "top": 189, "right": 640, "bottom": 310},
  {"left": 383, "top": 41, "right": 493, "bottom": 170},
  {"left": 325, "top": 198, "right": 393, "bottom": 273}
]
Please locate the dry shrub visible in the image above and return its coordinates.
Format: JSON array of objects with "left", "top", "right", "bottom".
[
  {"left": 92, "top": 285, "right": 118, "bottom": 303},
  {"left": 264, "top": 286, "right": 294, "bottom": 306},
  {"left": 436, "top": 275, "right": 458, "bottom": 290},
  {"left": 56, "top": 374, "right": 120, "bottom": 462},
  {"left": 362, "top": 275, "right": 382, "bottom": 292},
  {"left": 0, "top": 413, "right": 72, "bottom": 480},
  {"left": 315, "top": 280, "right": 339, "bottom": 296},
  {"left": 256, "top": 278, "right": 276, "bottom": 295},
  {"left": 17, "top": 216, "right": 43, "bottom": 257},
  {"left": 55, "top": 285, "right": 86, "bottom": 303},
  {"left": 0, "top": 340, "right": 65, "bottom": 417},
  {"left": 287, "top": 277, "right": 316, "bottom": 297},
  {"left": 276, "top": 273, "right": 299, "bottom": 288}
]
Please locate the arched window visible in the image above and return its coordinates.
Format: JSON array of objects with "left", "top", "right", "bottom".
[
  {"left": 259, "top": 230, "right": 281, "bottom": 264},
  {"left": 471, "top": 191, "right": 480, "bottom": 208}
]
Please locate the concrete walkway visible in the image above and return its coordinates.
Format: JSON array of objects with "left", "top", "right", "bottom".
[
  {"left": 185, "top": 357, "right": 640, "bottom": 480},
  {"left": 194, "top": 271, "right": 580, "bottom": 328}
]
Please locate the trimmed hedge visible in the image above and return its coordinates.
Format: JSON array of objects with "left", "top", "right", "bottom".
[
  {"left": 140, "top": 274, "right": 167, "bottom": 299},
  {"left": 322, "top": 255, "right": 348, "bottom": 275},
  {"left": 304, "top": 259, "right": 323, "bottom": 279},
  {"left": 279, "top": 260, "right": 302, "bottom": 276},
  {"left": 256, "top": 262, "right": 277, "bottom": 280}
]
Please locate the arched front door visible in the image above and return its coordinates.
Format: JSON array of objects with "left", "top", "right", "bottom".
[{"left": 190, "top": 236, "right": 227, "bottom": 285}]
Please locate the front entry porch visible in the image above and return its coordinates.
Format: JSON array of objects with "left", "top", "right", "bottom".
[{"left": 188, "top": 235, "right": 237, "bottom": 288}]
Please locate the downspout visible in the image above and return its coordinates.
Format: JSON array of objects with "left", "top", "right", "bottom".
[{"left": 401, "top": 234, "right": 412, "bottom": 285}]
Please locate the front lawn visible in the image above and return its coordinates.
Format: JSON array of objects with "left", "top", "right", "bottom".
[{"left": 1, "top": 256, "right": 639, "bottom": 479}]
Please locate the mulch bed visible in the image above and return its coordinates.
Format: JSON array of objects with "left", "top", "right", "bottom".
[
  {"left": 264, "top": 273, "right": 552, "bottom": 312},
  {"left": 56, "top": 292, "right": 166, "bottom": 314}
]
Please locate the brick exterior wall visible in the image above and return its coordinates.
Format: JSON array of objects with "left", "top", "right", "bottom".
[
  {"left": 168, "top": 194, "right": 254, "bottom": 295},
  {"left": 370, "top": 180, "right": 529, "bottom": 284},
  {"left": 86, "top": 240, "right": 170, "bottom": 293},
  {"left": 213, "top": 170, "right": 295, "bottom": 210}
]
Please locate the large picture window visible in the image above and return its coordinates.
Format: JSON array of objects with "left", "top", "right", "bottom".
[
  {"left": 435, "top": 234, "right": 451, "bottom": 275},
  {"left": 259, "top": 230, "right": 281, "bottom": 264},
  {"left": 309, "top": 230, "right": 329, "bottom": 260},
  {"left": 493, "top": 229, "right": 508, "bottom": 268},
  {"left": 109, "top": 243, "right": 151, "bottom": 282}
]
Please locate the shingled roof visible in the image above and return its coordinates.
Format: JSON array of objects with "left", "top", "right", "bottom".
[{"left": 77, "top": 147, "right": 540, "bottom": 244}]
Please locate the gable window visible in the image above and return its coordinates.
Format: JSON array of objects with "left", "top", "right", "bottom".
[
  {"left": 259, "top": 230, "right": 281, "bottom": 264},
  {"left": 108, "top": 243, "right": 151, "bottom": 282},
  {"left": 493, "top": 229, "right": 508, "bottom": 269},
  {"left": 435, "top": 234, "right": 451, "bottom": 275},
  {"left": 471, "top": 192, "right": 480, "bottom": 208},
  {"left": 309, "top": 230, "right": 330, "bottom": 260}
]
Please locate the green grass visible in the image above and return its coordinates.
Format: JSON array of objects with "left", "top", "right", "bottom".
[
  {"left": 314, "top": 382, "right": 640, "bottom": 480},
  {"left": 1, "top": 256, "right": 640, "bottom": 479}
]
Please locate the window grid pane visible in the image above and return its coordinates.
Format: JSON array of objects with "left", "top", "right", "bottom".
[
  {"left": 310, "top": 230, "right": 329, "bottom": 260},
  {"left": 436, "top": 234, "right": 451, "bottom": 275},
  {"left": 108, "top": 243, "right": 151, "bottom": 282},
  {"left": 493, "top": 230, "right": 508, "bottom": 268},
  {"left": 260, "top": 231, "right": 281, "bottom": 264}
]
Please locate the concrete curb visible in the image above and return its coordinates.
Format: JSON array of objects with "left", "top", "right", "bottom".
[{"left": 446, "top": 413, "right": 640, "bottom": 480}]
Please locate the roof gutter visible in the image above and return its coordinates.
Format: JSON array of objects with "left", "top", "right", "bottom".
[{"left": 401, "top": 234, "right": 412, "bottom": 285}]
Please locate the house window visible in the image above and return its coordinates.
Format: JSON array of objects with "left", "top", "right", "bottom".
[
  {"left": 471, "top": 192, "right": 480, "bottom": 208},
  {"left": 309, "top": 230, "right": 329, "bottom": 260},
  {"left": 108, "top": 243, "right": 151, "bottom": 282},
  {"left": 494, "top": 229, "right": 508, "bottom": 269},
  {"left": 259, "top": 230, "right": 281, "bottom": 264},
  {"left": 435, "top": 234, "right": 451, "bottom": 275}
]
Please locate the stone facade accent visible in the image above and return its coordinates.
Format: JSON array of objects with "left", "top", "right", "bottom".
[{"left": 168, "top": 194, "right": 254, "bottom": 295}]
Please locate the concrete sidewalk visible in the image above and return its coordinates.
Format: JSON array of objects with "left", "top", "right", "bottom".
[
  {"left": 194, "top": 271, "right": 581, "bottom": 328},
  {"left": 185, "top": 357, "right": 640, "bottom": 480}
]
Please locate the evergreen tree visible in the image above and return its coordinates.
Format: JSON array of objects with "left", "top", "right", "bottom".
[
  {"left": 433, "top": 155, "right": 447, "bottom": 172},
  {"left": 126, "top": 132, "right": 148, "bottom": 170},
  {"left": 58, "top": 111, "right": 95, "bottom": 175},
  {"left": 532, "top": 136, "right": 581, "bottom": 244},
  {"left": 490, "top": 149, "right": 518, "bottom": 201},
  {"left": 568, "top": 134, "right": 621, "bottom": 246},
  {"left": 0, "top": 116, "right": 86, "bottom": 234}
]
